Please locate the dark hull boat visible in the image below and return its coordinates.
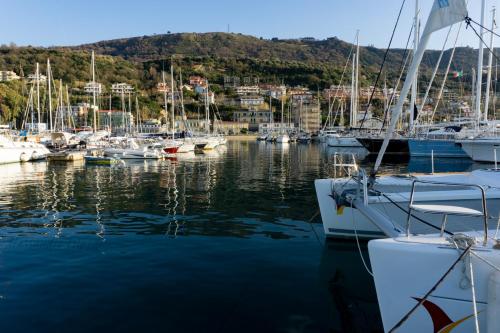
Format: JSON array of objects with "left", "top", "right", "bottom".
[{"left": 357, "top": 137, "right": 409, "bottom": 154}]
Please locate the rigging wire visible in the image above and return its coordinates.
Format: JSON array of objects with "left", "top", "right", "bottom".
[
  {"left": 358, "top": 0, "right": 408, "bottom": 130},
  {"left": 380, "top": 23, "right": 415, "bottom": 132}
]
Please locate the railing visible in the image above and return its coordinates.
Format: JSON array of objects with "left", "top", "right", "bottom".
[{"left": 406, "top": 179, "right": 488, "bottom": 245}]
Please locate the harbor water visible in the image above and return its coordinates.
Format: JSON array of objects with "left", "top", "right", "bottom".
[{"left": 0, "top": 140, "right": 488, "bottom": 332}]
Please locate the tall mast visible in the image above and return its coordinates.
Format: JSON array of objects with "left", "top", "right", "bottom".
[
  {"left": 36, "top": 62, "right": 41, "bottom": 130},
  {"left": 162, "top": 71, "right": 168, "bottom": 127},
  {"left": 409, "top": 0, "right": 419, "bottom": 130},
  {"left": 373, "top": 0, "right": 467, "bottom": 174},
  {"left": 92, "top": 51, "right": 97, "bottom": 133},
  {"left": 205, "top": 80, "right": 210, "bottom": 134},
  {"left": 350, "top": 51, "right": 356, "bottom": 127},
  {"left": 355, "top": 33, "right": 360, "bottom": 128},
  {"left": 170, "top": 63, "right": 175, "bottom": 138},
  {"left": 484, "top": 7, "right": 496, "bottom": 121},
  {"left": 59, "top": 80, "right": 64, "bottom": 130},
  {"left": 47, "top": 59, "right": 53, "bottom": 131},
  {"left": 475, "top": 0, "right": 486, "bottom": 127}
]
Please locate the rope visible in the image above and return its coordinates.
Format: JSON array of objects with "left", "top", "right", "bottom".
[
  {"left": 388, "top": 243, "right": 473, "bottom": 332},
  {"left": 468, "top": 252, "right": 480, "bottom": 333},
  {"left": 358, "top": 0, "right": 408, "bottom": 130},
  {"left": 350, "top": 200, "right": 374, "bottom": 277},
  {"left": 307, "top": 209, "right": 323, "bottom": 246}
]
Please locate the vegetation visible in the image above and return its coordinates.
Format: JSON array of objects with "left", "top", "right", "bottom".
[{"left": 0, "top": 32, "right": 485, "bottom": 123}]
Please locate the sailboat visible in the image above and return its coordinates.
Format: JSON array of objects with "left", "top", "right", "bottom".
[
  {"left": 159, "top": 69, "right": 181, "bottom": 154},
  {"left": 327, "top": 32, "right": 363, "bottom": 148},
  {"left": 314, "top": 0, "right": 484, "bottom": 239},
  {"left": 317, "top": 2, "right": 500, "bottom": 332}
]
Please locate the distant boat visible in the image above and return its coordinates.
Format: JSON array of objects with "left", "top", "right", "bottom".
[
  {"left": 457, "top": 137, "right": 500, "bottom": 162},
  {"left": 276, "top": 133, "right": 290, "bottom": 143},
  {"left": 0, "top": 134, "right": 50, "bottom": 164},
  {"left": 357, "top": 136, "right": 409, "bottom": 154}
]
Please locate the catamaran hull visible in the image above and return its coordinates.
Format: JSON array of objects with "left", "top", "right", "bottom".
[
  {"left": 369, "top": 234, "right": 498, "bottom": 333},
  {"left": 409, "top": 138, "right": 468, "bottom": 158},
  {"left": 315, "top": 177, "right": 500, "bottom": 239}
]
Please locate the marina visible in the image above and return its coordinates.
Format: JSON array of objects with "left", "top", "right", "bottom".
[{"left": 2, "top": 0, "right": 500, "bottom": 331}]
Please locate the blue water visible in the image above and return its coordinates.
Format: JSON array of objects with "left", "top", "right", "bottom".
[{"left": 0, "top": 141, "right": 492, "bottom": 332}]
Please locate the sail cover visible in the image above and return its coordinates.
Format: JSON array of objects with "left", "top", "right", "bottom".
[{"left": 422, "top": 0, "right": 468, "bottom": 37}]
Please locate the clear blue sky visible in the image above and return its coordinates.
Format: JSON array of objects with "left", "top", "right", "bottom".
[{"left": 0, "top": 0, "right": 495, "bottom": 50}]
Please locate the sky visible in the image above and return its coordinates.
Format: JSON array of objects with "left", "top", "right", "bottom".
[{"left": 0, "top": 0, "right": 496, "bottom": 50}]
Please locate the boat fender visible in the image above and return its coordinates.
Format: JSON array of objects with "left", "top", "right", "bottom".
[
  {"left": 487, "top": 270, "right": 500, "bottom": 333},
  {"left": 19, "top": 152, "right": 30, "bottom": 162}
]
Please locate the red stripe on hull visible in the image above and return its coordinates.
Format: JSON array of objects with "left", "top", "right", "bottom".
[{"left": 164, "top": 147, "right": 179, "bottom": 154}]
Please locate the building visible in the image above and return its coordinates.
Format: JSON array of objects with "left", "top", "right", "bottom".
[
  {"left": 224, "top": 76, "right": 241, "bottom": 89},
  {"left": 84, "top": 82, "right": 103, "bottom": 94},
  {"left": 215, "top": 121, "right": 249, "bottom": 135},
  {"left": 236, "top": 85, "right": 260, "bottom": 96},
  {"left": 27, "top": 73, "right": 47, "bottom": 83},
  {"left": 292, "top": 102, "right": 321, "bottom": 133},
  {"left": 260, "top": 85, "right": 286, "bottom": 99},
  {"left": 242, "top": 76, "right": 259, "bottom": 86},
  {"left": 233, "top": 110, "right": 272, "bottom": 131},
  {"left": 111, "top": 83, "right": 134, "bottom": 94},
  {"left": 198, "top": 91, "right": 215, "bottom": 104},
  {"left": 97, "top": 109, "right": 134, "bottom": 129},
  {"left": 239, "top": 96, "right": 264, "bottom": 107},
  {"left": 290, "top": 89, "right": 314, "bottom": 104},
  {"left": 0, "top": 70, "right": 20, "bottom": 82},
  {"left": 258, "top": 122, "right": 296, "bottom": 134},
  {"left": 189, "top": 76, "right": 206, "bottom": 87}
]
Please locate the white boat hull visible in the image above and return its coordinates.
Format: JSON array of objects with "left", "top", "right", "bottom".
[
  {"left": 315, "top": 170, "right": 500, "bottom": 239},
  {"left": 458, "top": 139, "right": 500, "bottom": 162},
  {"left": 369, "top": 233, "right": 499, "bottom": 332},
  {"left": 103, "top": 148, "right": 161, "bottom": 159},
  {"left": 326, "top": 136, "right": 363, "bottom": 147},
  {"left": 276, "top": 135, "right": 290, "bottom": 143}
]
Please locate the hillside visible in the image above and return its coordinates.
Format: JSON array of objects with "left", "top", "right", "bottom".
[{"left": 0, "top": 32, "right": 484, "bottom": 123}]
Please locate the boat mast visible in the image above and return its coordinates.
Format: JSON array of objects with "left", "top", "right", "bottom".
[
  {"left": 373, "top": 0, "right": 467, "bottom": 175},
  {"left": 170, "top": 63, "right": 175, "bottom": 138},
  {"left": 36, "top": 62, "right": 41, "bottom": 131},
  {"left": 91, "top": 51, "right": 97, "bottom": 133},
  {"left": 47, "top": 58, "right": 53, "bottom": 132},
  {"left": 205, "top": 80, "right": 210, "bottom": 134},
  {"left": 350, "top": 46, "right": 356, "bottom": 127},
  {"left": 484, "top": 7, "right": 496, "bottom": 121},
  {"left": 410, "top": 0, "right": 419, "bottom": 131},
  {"left": 59, "top": 80, "right": 64, "bottom": 130},
  {"left": 162, "top": 71, "right": 169, "bottom": 129},
  {"left": 475, "top": 0, "right": 486, "bottom": 128},
  {"left": 355, "top": 35, "right": 360, "bottom": 128}
]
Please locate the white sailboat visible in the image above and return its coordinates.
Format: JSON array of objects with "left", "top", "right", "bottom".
[
  {"left": 327, "top": 32, "right": 363, "bottom": 148},
  {"left": 315, "top": 0, "right": 475, "bottom": 239}
]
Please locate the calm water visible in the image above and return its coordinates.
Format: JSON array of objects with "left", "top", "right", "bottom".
[{"left": 0, "top": 141, "right": 490, "bottom": 333}]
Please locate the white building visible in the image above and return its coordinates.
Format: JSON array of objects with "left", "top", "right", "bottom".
[
  {"left": 0, "top": 71, "right": 20, "bottom": 82},
  {"left": 239, "top": 96, "right": 264, "bottom": 107},
  {"left": 258, "top": 122, "right": 296, "bottom": 134},
  {"left": 236, "top": 85, "right": 260, "bottom": 96},
  {"left": 27, "top": 73, "right": 47, "bottom": 83}
]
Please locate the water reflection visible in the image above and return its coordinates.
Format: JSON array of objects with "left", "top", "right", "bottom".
[
  {"left": 0, "top": 140, "right": 494, "bottom": 332},
  {"left": 319, "top": 240, "right": 383, "bottom": 332}
]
